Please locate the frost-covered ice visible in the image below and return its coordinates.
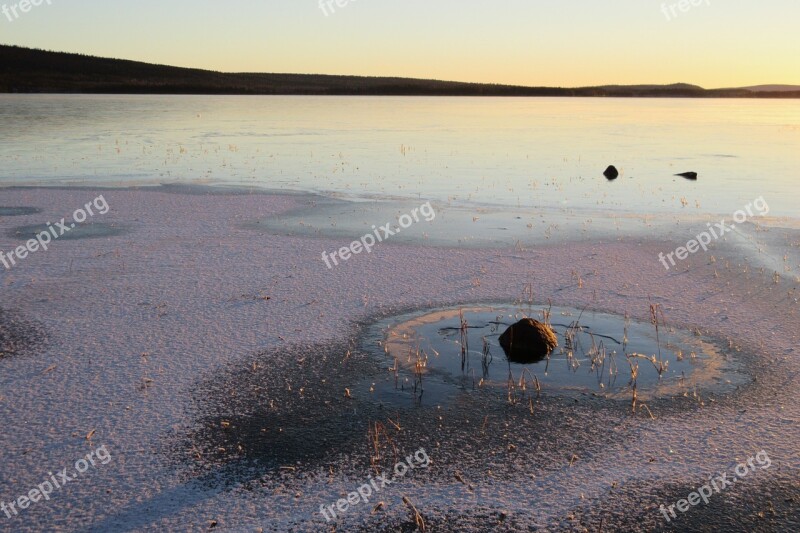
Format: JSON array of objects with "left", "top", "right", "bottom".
[{"left": 0, "top": 186, "right": 798, "bottom": 532}]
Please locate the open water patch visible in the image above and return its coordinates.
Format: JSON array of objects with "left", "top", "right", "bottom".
[
  {"left": 363, "top": 304, "right": 749, "bottom": 407},
  {"left": 7, "top": 222, "right": 127, "bottom": 241},
  {"left": 0, "top": 206, "right": 42, "bottom": 216}
]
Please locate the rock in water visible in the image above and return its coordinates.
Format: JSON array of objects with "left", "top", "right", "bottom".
[
  {"left": 498, "top": 318, "right": 559, "bottom": 363},
  {"left": 604, "top": 165, "right": 619, "bottom": 180},
  {"left": 676, "top": 172, "right": 698, "bottom": 180}
]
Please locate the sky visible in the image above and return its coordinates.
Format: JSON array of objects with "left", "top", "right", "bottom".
[{"left": 1, "top": 0, "right": 799, "bottom": 88}]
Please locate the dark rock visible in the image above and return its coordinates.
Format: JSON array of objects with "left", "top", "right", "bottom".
[
  {"left": 498, "top": 318, "right": 558, "bottom": 363},
  {"left": 676, "top": 172, "right": 698, "bottom": 180},
  {"left": 603, "top": 165, "right": 619, "bottom": 180}
]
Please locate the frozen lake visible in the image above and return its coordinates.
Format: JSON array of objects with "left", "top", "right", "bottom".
[
  {"left": 1, "top": 95, "right": 799, "bottom": 218},
  {"left": 1, "top": 96, "right": 799, "bottom": 531}
]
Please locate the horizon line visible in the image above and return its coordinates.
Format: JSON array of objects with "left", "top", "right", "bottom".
[{"left": 2, "top": 43, "right": 798, "bottom": 92}]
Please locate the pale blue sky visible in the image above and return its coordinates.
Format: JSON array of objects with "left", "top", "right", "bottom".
[{"left": 1, "top": 0, "right": 798, "bottom": 87}]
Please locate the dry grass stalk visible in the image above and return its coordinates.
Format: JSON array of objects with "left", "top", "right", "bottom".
[{"left": 402, "top": 496, "right": 426, "bottom": 531}]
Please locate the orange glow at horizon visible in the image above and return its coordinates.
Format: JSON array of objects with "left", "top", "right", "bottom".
[{"left": 2, "top": 0, "right": 799, "bottom": 88}]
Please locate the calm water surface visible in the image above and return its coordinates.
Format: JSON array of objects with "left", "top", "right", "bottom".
[{"left": 0, "top": 95, "right": 798, "bottom": 218}]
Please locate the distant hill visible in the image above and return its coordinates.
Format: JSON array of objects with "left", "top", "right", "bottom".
[
  {"left": 740, "top": 84, "right": 800, "bottom": 92},
  {"left": 2, "top": 45, "right": 799, "bottom": 98},
  {"left": 593, "top": 83, "right": 704, "bottom": 91}
]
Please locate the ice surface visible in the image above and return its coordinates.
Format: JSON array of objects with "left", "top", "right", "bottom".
[{"left": 0, "top": 186, "right": 798, "bottom": 531}]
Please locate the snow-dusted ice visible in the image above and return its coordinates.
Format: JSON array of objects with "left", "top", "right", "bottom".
[{"left": 1, "top": 185, "right": 798, "bottom": 531}]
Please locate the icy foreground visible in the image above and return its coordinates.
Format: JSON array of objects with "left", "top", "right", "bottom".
[{"left": 0, "top": 186, "right": 798, "bottom": 532}]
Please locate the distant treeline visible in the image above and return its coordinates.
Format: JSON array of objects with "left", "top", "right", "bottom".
[{"left": 2, "top": 45, "right": 799, "bottom": 98}]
